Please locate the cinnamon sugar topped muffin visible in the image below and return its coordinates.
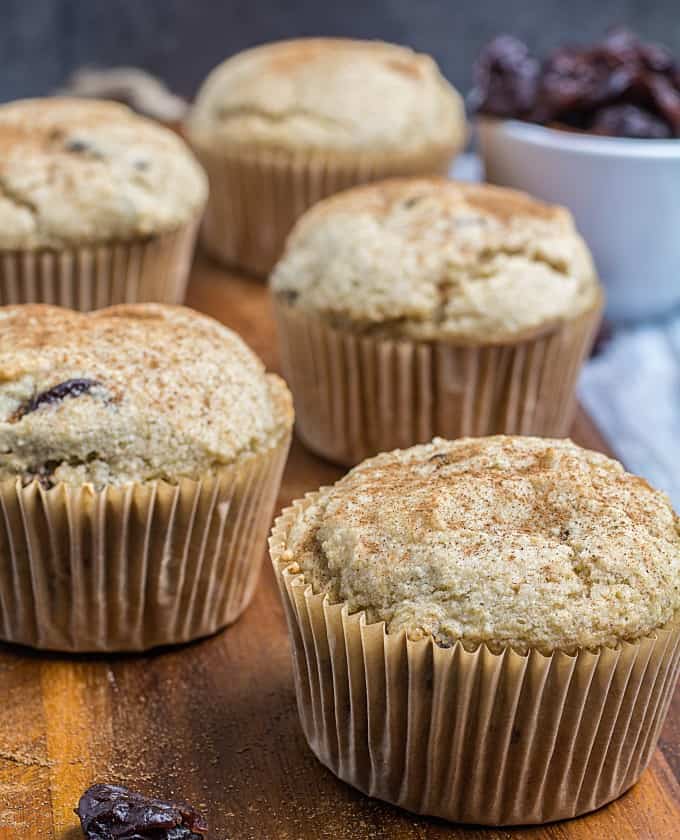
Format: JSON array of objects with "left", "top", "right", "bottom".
[
  {"left": 281, "top": 436, "right": 680, "bottom": 653},
  {"left": 0, "top": 98, "right": 207, "bottom": 250},
  {"left": 0, "top": 304, "right": 292, "bottom": 488},
  {"left": 271, "top": 177, "right": 601, "bottom": 342},
  {"left": 187, "top": 38, "right": 465, "bottom": 155}
]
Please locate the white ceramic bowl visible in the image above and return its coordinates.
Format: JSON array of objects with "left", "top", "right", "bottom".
[{"left": 478, "top": 117, "right": 680, "bottom": 322}]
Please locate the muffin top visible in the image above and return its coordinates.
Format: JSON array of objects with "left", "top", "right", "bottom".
[
  {"left": 187, "top": 39, "right": 465, "bottom": 155},
  {"left": 271, "top": 178, "right": 601, "bottom": 342},
  {"left": 0, "top": 98, "right": 208, "bottom": 250},
  {"left": 0, "top": 304, "right": 293, "bottom": 488},
  {"left": 280, "top": 436, "right": 680, "bottom": 653}
]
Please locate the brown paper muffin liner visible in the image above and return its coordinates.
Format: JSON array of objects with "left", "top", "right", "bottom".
[
  {"left": 274, "top": 296, "right": 603, "bottom": 466},
  {"left": 0, "top": 217, "right": 200, "bottom": 311},
  {"left": 190, "top": 144, "right": 457, "bottom": 277},
  {"left": 270, "top": 498, "right": 680, "bottom": 826},
  {"left": 0, "top": 431, "right": 290, "bottom": 652}
]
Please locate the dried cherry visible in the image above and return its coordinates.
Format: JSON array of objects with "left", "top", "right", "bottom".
[
  {"left": 76, "top": 784, "right": 207, "bottom": 840},
  {"left": 14, "top": 378, "right": 101, "bottom": 420},
  {"left": 591, "top": 104, "right": 671, "bottom": 139},
  {"left": 471, "top": 35, "right": 539, "bottom": 118},
  {"left": 474, "top": 27, "right": 680, "bottom": 138}
]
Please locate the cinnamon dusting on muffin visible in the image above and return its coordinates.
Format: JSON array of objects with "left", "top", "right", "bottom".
[
  {"left": 283, "top": 436, "right": 680, "bottom": 653},
  {"left": 0, "top": 303, "right": 292, "bottom": 487}
]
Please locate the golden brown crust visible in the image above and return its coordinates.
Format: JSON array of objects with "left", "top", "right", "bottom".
[
  {"left": 0, "top": 98, "right": 207, "bottom": 249},
  {"left": 271, "top": 177, "right": 602, "bottom": 343},
  {"left": 294, "top": 177, "right": 565, "bottom": 226},
  {"left": 281, "top": 436, "right": 680, "bottom": 653},
  {"left": 0, "top": 303, "right": 293, "bottom": 487},
  {"left": 187, "top": 38, "right": 466, "bottom": 155}
]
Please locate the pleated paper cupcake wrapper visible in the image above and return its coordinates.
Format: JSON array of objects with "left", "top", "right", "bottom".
[
  {"left": 0, "top": 432, "right": 290, "bottom": 652},
  {"left": 191, "top": 144, "right": 457, "bottom": 277},
  {"left": 274, "top": 297, "right": 603, "bottom": 466},
  {"left": 270, "top": 498, "right": 680, "bottom": 826},
  {"left": 0, "top": 217, "right": 200, "bottom": 311}
]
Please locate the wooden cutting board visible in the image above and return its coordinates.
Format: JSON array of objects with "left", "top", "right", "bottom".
[{"left": 0, "top": 255, "right": 678, "bottom": 840}]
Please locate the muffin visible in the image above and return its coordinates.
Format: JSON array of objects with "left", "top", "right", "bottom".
[
  {"left": 0, "top": 98, "right": 207, "bottom": 309},
  {"left": 0, "top": 303, "right": 293, "bottom": 651},
  {"left": 270, "top": 436, "right": 680, "bottom": 825},
  {"left": 271, "top": 177, "right": 604, "bottom": 466},
  {"left": 186, "top": 38, "right": 465, "bottom": 275}
]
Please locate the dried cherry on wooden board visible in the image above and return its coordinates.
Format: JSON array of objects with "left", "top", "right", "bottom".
[{"left": 76, "top": 783, "right": 207, "bottom": 840}]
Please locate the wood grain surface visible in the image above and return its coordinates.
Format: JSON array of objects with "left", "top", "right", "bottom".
[{"left": 0, "top": 255, "right": 678, "bottom": 840}]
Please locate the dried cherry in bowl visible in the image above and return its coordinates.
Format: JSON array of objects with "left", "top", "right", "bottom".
[{"left": 477, "top": 116, "right": 680, "bottom": 322}]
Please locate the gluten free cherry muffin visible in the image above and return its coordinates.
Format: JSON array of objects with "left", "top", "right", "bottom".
[
  {"left": 0, "top": 303, "right": 292, "bottom": 651},
  {"left": 186, "top": 38, "right": 465, "bottom": 275},
  {"left": 0, "top": 98, "right": 207, "bottom": 309},
  {"left": 271, "top": 177, "right": 604, "bottom": 465},
  {"left": 270, "top": 436, "right": 680, "bottom": 825}
]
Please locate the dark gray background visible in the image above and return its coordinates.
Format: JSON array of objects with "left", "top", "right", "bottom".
[{"left": 2, "top": 0, "right": 679, "bottom": 103}]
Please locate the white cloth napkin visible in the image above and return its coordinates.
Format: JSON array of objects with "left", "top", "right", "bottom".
[{"left": 579, "top": 314, "right": 680, "bottom": 508}]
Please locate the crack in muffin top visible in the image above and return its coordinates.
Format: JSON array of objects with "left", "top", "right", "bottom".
[
  {"left": 281, "top": 436, "right": 680, "bottom": 653},
  {"left": 0, "top": 98, "right": 207, "bottom": 250},
  {"left": 271, "top": 178, "right": 601, "bottom": 342},
  {"left": 0, "top": 304, "right": 292, "bottom": 488},
  {"left": 187, "top": 39, "right": 465, "bottom": 154}
]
